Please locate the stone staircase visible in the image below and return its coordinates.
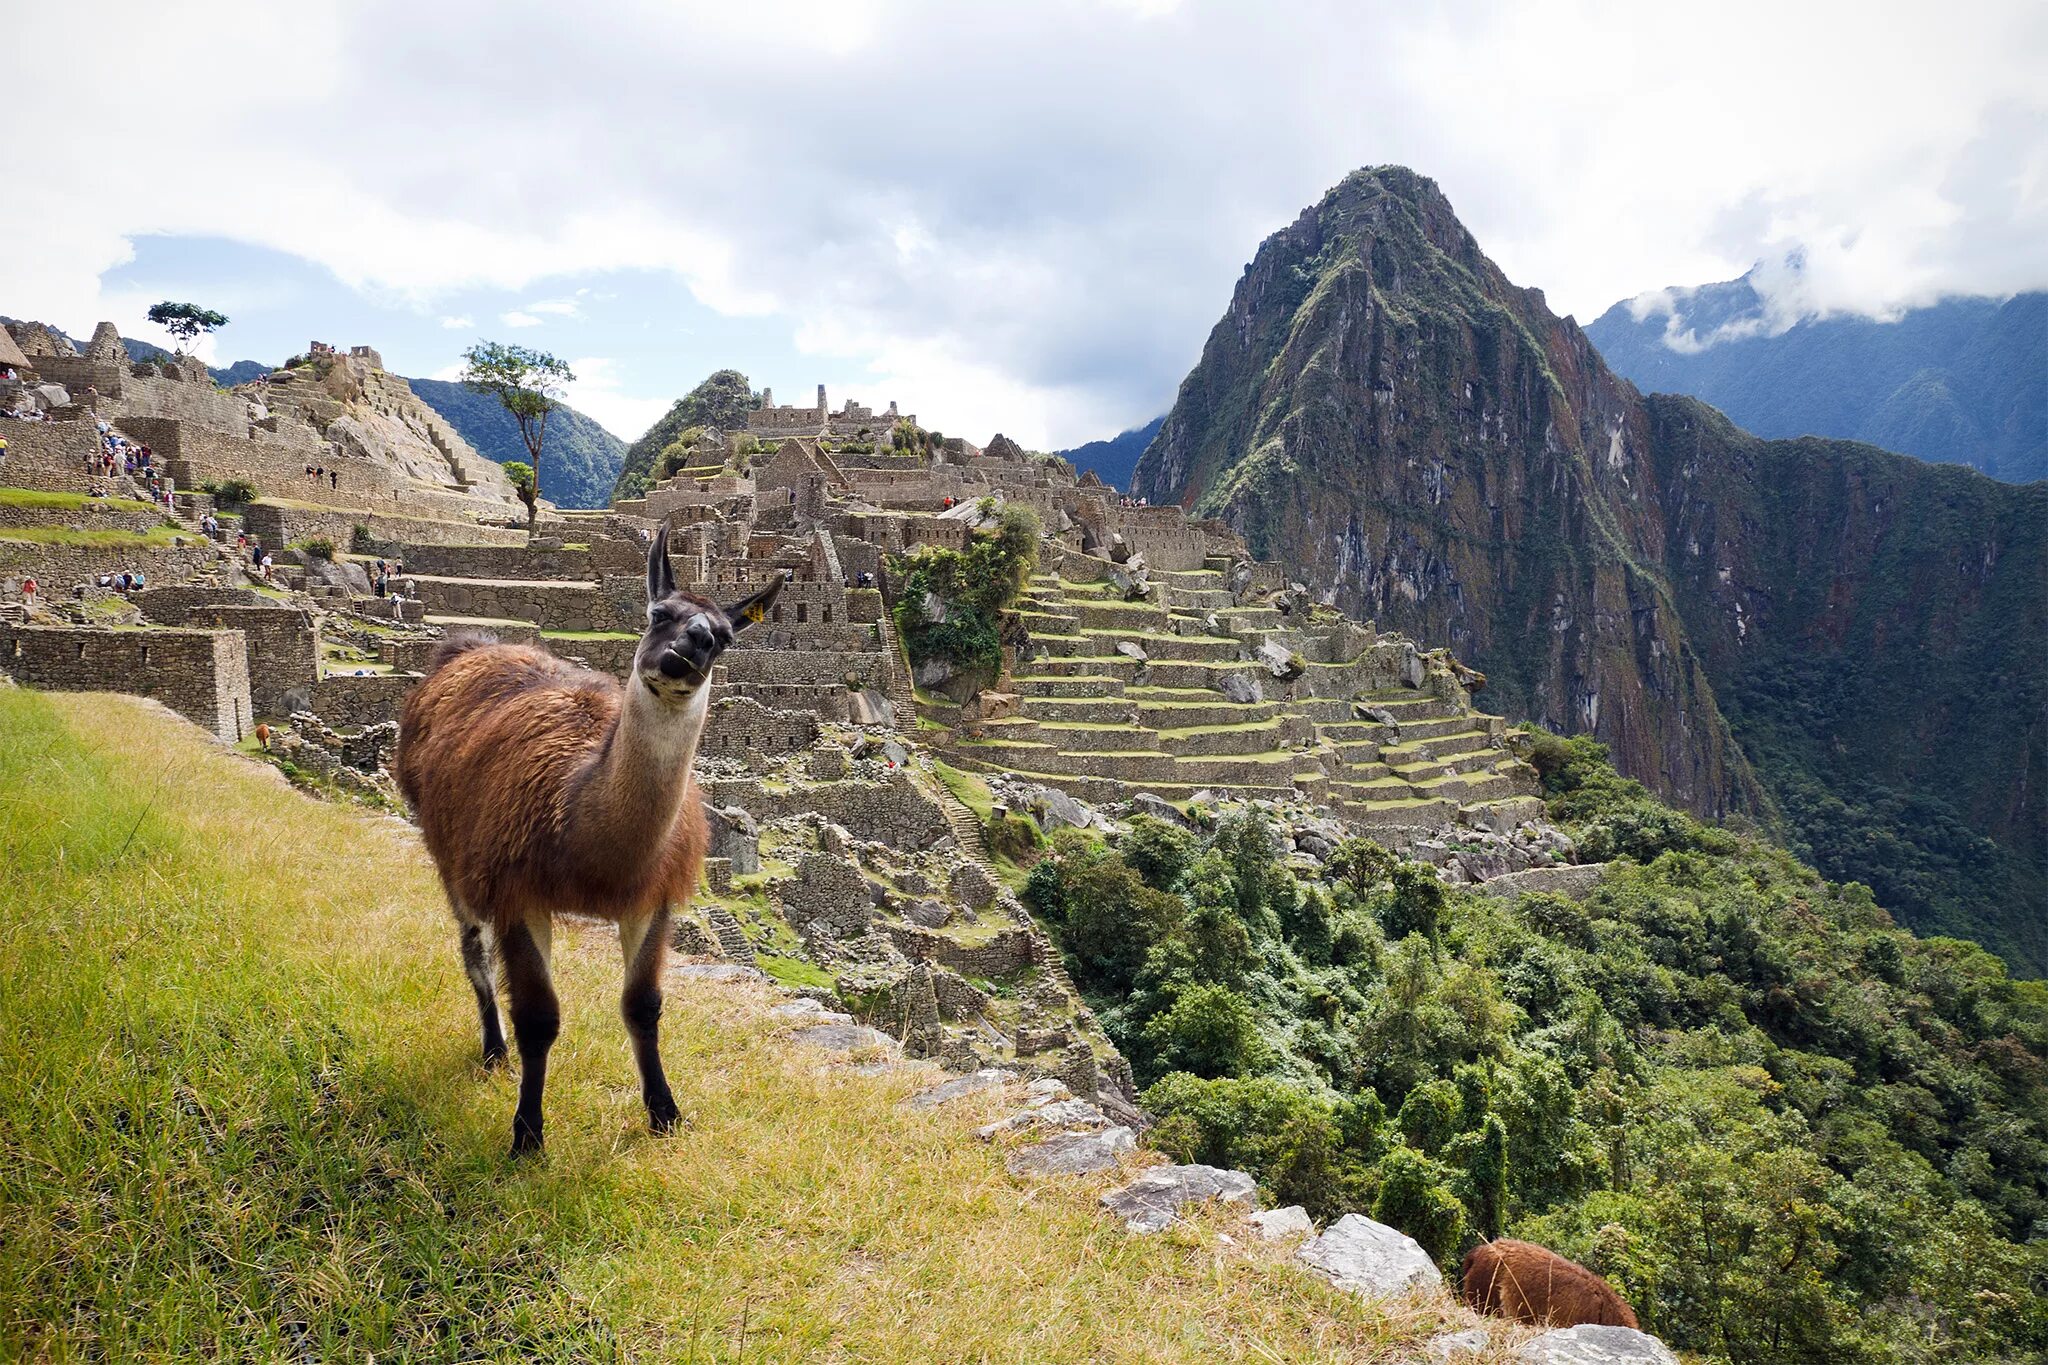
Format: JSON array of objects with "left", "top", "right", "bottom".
[{"left": 933, "top": 561, "right": 1539, "bottom": 839}]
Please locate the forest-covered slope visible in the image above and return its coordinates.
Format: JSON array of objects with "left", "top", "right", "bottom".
[
  {"left": 1131, "top": 167, "right": 2047, "bottom": 975},
  {"left": 405, "top": 376, "right": 626, "bottom": 509}
]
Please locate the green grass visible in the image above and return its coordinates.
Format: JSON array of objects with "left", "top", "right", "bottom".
[
  {"left": 0, "top": 488, "right": 156, "bottom": 514},
  {"left": 0, "top": 689, "right": 1471, "bottom": 1360},
  {"left": 932, "top": 760, "right": 995, "bottom": 822},
  {"left": 0, "top": 524, "right": 186, "bottom": 548}
]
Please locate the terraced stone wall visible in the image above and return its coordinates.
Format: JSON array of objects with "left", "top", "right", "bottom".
[
  {"left": 241, "top": 503, "right": 525, "bottom": 550},
  {"left": 309, "top": 672, "right": 416, "bottom": 729},
  {"left": 704, "top": 770, "right": 950, "bottom": 850},
  {"left": 179, "top": 604, "right": 318, "bottom": 717},
  {"left": 0, "top": 622, "right": 251, "bottom": 742},
  {"left": 0, "top": 420, "right": 101, "bottom": 492},
  {"left": 699, "top": 695, "right": 820, "bottom": 763}
]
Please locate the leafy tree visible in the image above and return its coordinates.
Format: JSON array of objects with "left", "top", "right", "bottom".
[
  {"left": 459, "top": 342, "right": 574, "bottom": 529},
  {"left": 145, "top": 301, "right": 227, "bottom": 353},
  {"left": 1372, "top": 1146, "right": 1467, "bottom": 1265},
  {"left": 1397, "top": 1079, "right": 1464, "bottom": 1155},
  {"left": 1120, "top": 814, "right": 1198, "bottom": 892},
  {"left": 1380, "top": 863, "right": 1447, "bottom": 942},
  {"left": 1141, "top": 983, "right": 1268, "bottom": 1078}
]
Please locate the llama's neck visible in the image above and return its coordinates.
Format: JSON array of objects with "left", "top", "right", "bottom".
[{"left": 567, "top": 682, "right": 709, "bottom": 867}]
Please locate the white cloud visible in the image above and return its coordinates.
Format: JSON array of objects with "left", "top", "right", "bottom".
[
  {"left": 3, "top": 0, "right": 2043, "bottom": 446},
  {"left": 439, "top": 315, "right": 473, "bottom": 329},
  {"left": 525, "top": 297, "right": 580, "bottom": 316},
  {"left": 428, "top": 362, "right": 465, "bottom": 382},
  {"left": 564, "top": 356, "right": 672, "bottom": 443}
]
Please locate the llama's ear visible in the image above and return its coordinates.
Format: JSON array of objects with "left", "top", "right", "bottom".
[
  {"left": 723, "top": 575, "right": 784, "bottom": 633},
  {"left": 646, "top": 525, "right": 675, "bottom": 604}
]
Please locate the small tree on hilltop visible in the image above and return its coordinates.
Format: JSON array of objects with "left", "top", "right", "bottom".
[
  {"left": 146, "top": 302, "right": 228, "bottom": 355},
  {"left": 459, "top": 341, "right": 574, "bottom": 528}
]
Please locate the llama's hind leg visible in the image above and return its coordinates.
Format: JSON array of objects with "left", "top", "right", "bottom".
[
  {"left": 619, "top": 905, "right": 680, "bottom": 1134},
  {"left": 458, "top": 920, "right": 508, "bottom": 1068},
  {"left": 499, "top": 910, "right": 560, "bottom": 1156}
]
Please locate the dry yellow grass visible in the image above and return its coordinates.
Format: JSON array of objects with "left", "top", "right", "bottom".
[{"left": 0, "top": 688, "right": 1517, "bottom": 1361}]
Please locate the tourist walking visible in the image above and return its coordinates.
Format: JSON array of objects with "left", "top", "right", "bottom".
[{"left": 20, "top": 575, "right": 36, "bottom": 613}]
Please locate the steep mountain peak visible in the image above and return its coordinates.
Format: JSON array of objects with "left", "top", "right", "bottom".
[{"left": 1132, "top": 169, "right": 2046, "bottom": 967}]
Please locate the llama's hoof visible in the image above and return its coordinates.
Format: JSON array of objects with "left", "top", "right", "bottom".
[
  {"left": 510, "top": 1120, "right": 545, "bottom": 1157},
  {"left": 648, "top": 1098, "right": 682, "bottom": 1134},
  {"left": 481, "top": 1043, "right": 509, "bottom": 1070}
]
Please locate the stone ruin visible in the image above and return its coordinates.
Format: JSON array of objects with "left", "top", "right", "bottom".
[{"left": 2, "top": 340, "right": 1583, "bottom": 1108}]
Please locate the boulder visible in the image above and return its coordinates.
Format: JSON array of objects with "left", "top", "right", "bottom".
[
  {"left": 905, "top": 898, "right": 951, "bottom": 929},
  {"left": 670, "top": 962, "right": 763, "bottom": 982},
  {"left": 1023, "top": 783, "right": 1093, "bottom": 833},
  {"left": 1514, "top": 1326, "right": 1678, "bottom": 1365},
  {"left": 1116, "top": 640, "right": 1148, "bottom": 663},
  {"left": 1247, "top": 1205, "right": 1315, "bottom": 1241},
  {"left": 32, "top": 383, "right": 69, "bottom": 411},
  {"left": 1256, "top": 640, "right": 1303, "bottom": 679},
  {"left": 1426, "top": 1328, "right": 1494, "bottom": 1361},
  {"left": 848, "top": 689, "right": 895, "bottom": 726},
  {"left": 1005, "top": 1126, "right": 1135, "bottom": 1178},
  {"left": 1100, "top": 1164, "right": 1259, "bottom": 1233},
  {"left": 1104, "top": 558, "right": 1150, "bottom": 599},
  {"left": 1107, "top": 531, "right": 1132, "bottom": 564},
  {"left": 1220, "top": 671, "right": 1264, "bottom": 705},
  {"left": 791, "top": 1021, "right": 899, "bottom": 1054},
  {"left": 902, "top": 1066, "right": 1019, "bottom": 1111},
  {"left": 1295, "top": 1214, "right": 1441, "bottom": 1300},
  {"left": 918, "top": 589, "right": 950, "bottom": 625},
  {"left": 1131, "top": 792, "right": 1192, "bottom": 827}
]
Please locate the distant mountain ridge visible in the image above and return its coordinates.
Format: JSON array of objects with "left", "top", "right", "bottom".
[
  {"left": 1586, "top": 277, "right": 2045, "bottom": 483},
  {"left": 1055, "top": 416, "right": 1163, "bottom": 489},
  {"left": 403, "top": 376, "right": 626, "bottom": 510},
  {"left": 1132, "top": 166, "right": 2047, "bottom": 974}
]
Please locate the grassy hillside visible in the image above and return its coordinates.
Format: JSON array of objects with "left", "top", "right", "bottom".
[
  {"left": 0, "top": 688, "right": 1465, "bottom": 1362},
  {"left": 405, "top": 376, "right": 626, "bottom": 510}
]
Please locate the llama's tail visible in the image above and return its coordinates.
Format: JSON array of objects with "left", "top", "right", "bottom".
[{"left": 424, "top": 631, "right": 499, "bottom": 679}]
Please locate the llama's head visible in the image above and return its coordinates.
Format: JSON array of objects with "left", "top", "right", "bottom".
[{"left": 635, "top": 525, "right": 782, "bottom": 702}]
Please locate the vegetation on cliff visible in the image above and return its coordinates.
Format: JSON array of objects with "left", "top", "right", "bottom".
[
  {"left": 1027, "top": 743, "right": 2047, "bottom": 1362},
  {"left": 892, "top": 504, "right": 1040, "bottom": 680},
  {"left": 0, "top": 688, "right": 1478, "bottom": 1362},
  {"left": 609, "top": 369, "right": 757, "bottom": 500},
  {"left": 1131, "top": 165, "right": 2047, "bottom": 976}
]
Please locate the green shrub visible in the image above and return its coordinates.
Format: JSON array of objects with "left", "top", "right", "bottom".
[
  {"left": 301, "top": 538, "right": 334, "bottom": 562},
  {"left": 349, "top": 524, "right": 374, "bottom": 553},
  {"left": 890, "top": 505, "right": 1040, "bottom": 678},
  {"left": 205, "top": 479, "right": 257, "bottom": 508},
  {"left": 985, "top": 810, "right": 1043, "bottom": 864},
  {"left": 1140, "top": 983, "right": 1267, "bottom": 1079},
  {"left": 1371, "top": 1147, "right": 1467, "bottom": 1264}
]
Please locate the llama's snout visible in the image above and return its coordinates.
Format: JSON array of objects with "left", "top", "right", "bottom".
[{"left": 658, "top": 619, "right": 728, "bottom": 681}]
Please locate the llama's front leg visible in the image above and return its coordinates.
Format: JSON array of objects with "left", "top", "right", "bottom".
[
  {"left": 458, "top": 920, "right": 508, "bottom": 1068},
  {"left": 499, "top": 910, "right": 559, "bottom": 1156},
  {"left": 619, "top": 905, "right": 680, "bottom": 1134}
]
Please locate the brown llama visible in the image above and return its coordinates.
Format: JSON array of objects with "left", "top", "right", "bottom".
[
  {"left": 396, "top": 527, "right": 780, "bottom": 1155},
  {"left": 1460, "top": 1238, "right": 1640, "bottom": 1330}
]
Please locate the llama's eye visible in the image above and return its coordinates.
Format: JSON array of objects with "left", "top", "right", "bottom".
[{"left": 648, "top": 606, "right": 675, "bottom": 626}]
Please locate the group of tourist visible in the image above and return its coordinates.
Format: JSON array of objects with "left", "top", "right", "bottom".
[
  {"left": 1117, "top": 495, "right": 1150, "bottom": 508},
  {"left": 93, "top": 570, "right": 149, "bottom": 594},
  {"left": 371, "top": 557, "right": 410, "bottom": 599},
  {"left": 303, "top": 463, "right": 340, "bottom": 491}
]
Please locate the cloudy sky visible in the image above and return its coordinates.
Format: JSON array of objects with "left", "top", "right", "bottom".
[{"left": 5, "top": 0, "right": 2044, "bottom": 447}]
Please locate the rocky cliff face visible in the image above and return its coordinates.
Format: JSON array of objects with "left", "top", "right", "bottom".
[{"left": 1133, "top": 167, "right": 2047, "bottom": 967}]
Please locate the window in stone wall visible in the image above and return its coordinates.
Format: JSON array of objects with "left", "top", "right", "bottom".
[
  {"left": 140, "top": 645, "right": 149, "bottom": 666},
  {"left": 797, "top": 603, "right": 808, "bottom": 624},
  {"left": 823, "top": 606, "right": 833, "bottom": 623}
]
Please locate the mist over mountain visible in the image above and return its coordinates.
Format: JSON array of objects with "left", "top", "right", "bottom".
[
  {"left": 1586, "top": 278, "right": 2045, "bottom": 484},
  {"left": 1134, "top": 167, "right": 2047, "bottom": 974}
]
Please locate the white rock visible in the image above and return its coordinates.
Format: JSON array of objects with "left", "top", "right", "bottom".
[
  {"left": 1023, "top": 1077, "right": 1072, "bottom": 1106},
  {"left": 1514, "top": 1325, "right": 1679, "bottom": 1364},
  {"left": 1426, "top": 1327, "right": 1493, "bottom": 1361},
  {"left": 1246, "top": 1205, "right": 1314, "bottom": 1241},
  {"left": 976, "top": 1097, "right": 1108, "bottom": 1141},
  {"left": 901, "top": 1067, "right": 1019, "bottom": 1111},
  {"left": 1005, "top": 1126, "right": 1135, "bottom": 1177},
  {"left": 1295, "top": 1214, "right": 1441, "bottom": 1299},
  {"left": 790, "top": 1022, "right": 898, "bottom": 1054},
  {"left": 1100, "top": 1164, "right": 1259, "bottom": 1233}
]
